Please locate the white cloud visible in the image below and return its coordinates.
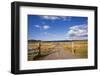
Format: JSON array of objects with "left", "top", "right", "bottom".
[
  {"left": 40, "top": 15, "right": 71, "bottom": 21},
  {"left": 34, "top": 25, "right": 50, "bottom": 30},
  {"left": 44, "top": 32, "right": 57, "bottom": 37},
  {"left": 43, "top": 25, "right": 50, "bottom": 30},
  {"left": 34, "top": 25, "right": 41, "bottom": 28},
  {"left": 66, "top": 24, "right": 88, "bottom": 40},
  {"left": 61, "top": 16, "right": 71, "bottom": 21},
  {"left": 41, "top": 16, "right": 60, "bottom": 20}
]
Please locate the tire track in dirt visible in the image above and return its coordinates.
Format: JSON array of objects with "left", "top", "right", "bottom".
[{"left": 38, "top": 44, "right": 78, "bottom": 60}]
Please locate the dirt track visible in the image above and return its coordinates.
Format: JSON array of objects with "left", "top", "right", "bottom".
[{"left": 38, "top": 44, "right": 77, "bottom": 60}]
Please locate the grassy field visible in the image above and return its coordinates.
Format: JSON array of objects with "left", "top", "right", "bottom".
[
  {"left": 63, "top": 40, "right": 88, "bottom": 58},
  {"left": 28, "top": 40, "right": 88, "bottom": 61},
  {"left": 28, "top": 42, "right": 56, "bottom": 60}
]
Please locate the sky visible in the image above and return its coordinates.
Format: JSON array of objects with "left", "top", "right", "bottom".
[{"left": 28, "top": 15, "right": 88, "bottom": 41}]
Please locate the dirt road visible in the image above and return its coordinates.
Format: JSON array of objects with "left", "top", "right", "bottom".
[{"left": 38, "top": 44, "right": 77, "bottom": 60}]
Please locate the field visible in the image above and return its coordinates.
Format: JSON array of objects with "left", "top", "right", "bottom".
[
  {"left": 28, "top": 40, "right": 88, "bottom": 61},
  {"left": 63, "top": 40, "right": 88, "bottom": 58}
]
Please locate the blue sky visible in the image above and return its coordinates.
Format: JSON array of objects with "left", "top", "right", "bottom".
[{"left": 28, "top": 15, "right": 88, "bottom": 41}]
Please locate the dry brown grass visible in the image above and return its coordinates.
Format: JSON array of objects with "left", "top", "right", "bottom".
[
  {"left": 63, "top": 40, "right": 88, "bottom": 58},
  {"left": 28, "top": 40, "right": 88, "bottom": 61}
]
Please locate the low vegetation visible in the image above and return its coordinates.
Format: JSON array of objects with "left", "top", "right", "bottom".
[{"left": 28, "top": 40, "right": 88, "bottom": 61}]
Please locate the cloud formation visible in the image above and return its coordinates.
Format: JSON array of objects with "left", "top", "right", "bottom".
[
  {"left": 41, "top": 16, "right": 60, "bottom": 20},
  {"left": 34, "top": 25, "right": 41, "bottom": 28},
  {"left": 34, "top": 25, "right": 50, "bottom": 30},
  {"left": 43, "top": 25, "right": 50, "bottom": 30},
  {"left": 44, "top": 32, "right": 57, "bottom": 37},
  {"left": 40, "top": 15, "right": 71, "bottom": 21},
  {"left": 66, "top": 24, "right": 88, "bottom": 40}
]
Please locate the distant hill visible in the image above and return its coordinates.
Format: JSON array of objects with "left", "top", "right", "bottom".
[
  {"left": 28, "top": 39, "right": 87, "bottom": 43},
  {"left": 28, "top": 40, "right": 41, "bottom": 43}
]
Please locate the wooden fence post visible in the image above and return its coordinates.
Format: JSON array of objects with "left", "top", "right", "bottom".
[
  {"left": 72, "top": 41, "right": 75, "bottom": 55},
  {"left": 38, "top": 41, "right": 41, "bottom": 56}
]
